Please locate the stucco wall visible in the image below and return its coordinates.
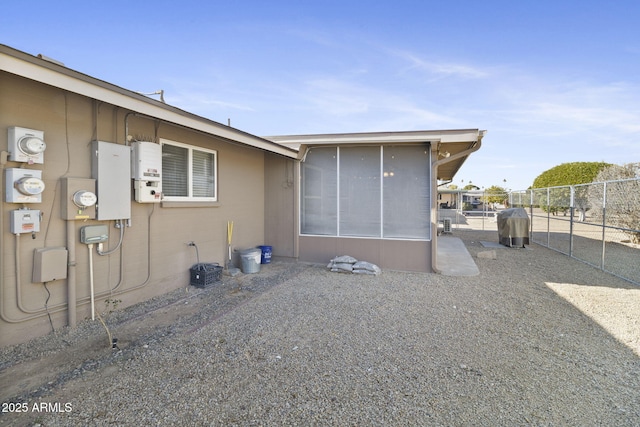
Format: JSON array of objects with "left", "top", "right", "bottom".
[
  {"left": 298, "top": 236, "right": 432, "bottom": 273},
  {"left": 264, "top": 153, "right": 297, "bottom": 260},
  {"left": 1, "top": 72, "right": 266, "bottom": 347}
]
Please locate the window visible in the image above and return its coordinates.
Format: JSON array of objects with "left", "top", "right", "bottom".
[
  {"left": 383, "top": 145, "right": 430, "bottom": 239},
  {"left": 161, "top": 139, "right": 217, "bottom": 201},
  {"left": 339, "top": 146, "right": 381, "bottom": 237},
  {"left": 301, "top": 145, "right": 431, "bottom": 240},
  {"left": 301, "top": 147, "right": 337, "bottom": 235}
]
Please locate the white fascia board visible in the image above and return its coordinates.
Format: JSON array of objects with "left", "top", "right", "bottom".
[
  {"left": 439, "top": 130, "right": 482, "bottom": 143},
  {"left": 267, "top": 129, "right": 482, "bottom": 147},
  {"left": 1, "top": 49, "right": 298, "bottom": 158}
]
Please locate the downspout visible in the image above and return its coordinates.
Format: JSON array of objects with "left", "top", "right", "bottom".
[{"left": 430, "top": 134, "right": 484, "bottom": 273}]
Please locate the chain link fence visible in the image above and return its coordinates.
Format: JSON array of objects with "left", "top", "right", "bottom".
[
  {"left": 438, "top": 178, "right": 640, "bottom": 286},
  {"left": 437, "top": 189, "right": 509, "bottom": 232}
]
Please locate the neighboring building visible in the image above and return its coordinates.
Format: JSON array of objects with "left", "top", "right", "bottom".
[{"left": 1, "top": 44, "right": 484, "bottom": 347}]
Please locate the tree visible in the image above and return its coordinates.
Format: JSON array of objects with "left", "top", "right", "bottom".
[
  {"left": 587, "top": 163, "right": 640, "bottom": 243},
  {"left": 532, "top": 162, "right": 612, "bottom": 216},
  {"left": 532, "top": 161, "right": 612, "bottom": 188},
  {"left": 485, "top": 185, "right": 508, "bottom": 205}
]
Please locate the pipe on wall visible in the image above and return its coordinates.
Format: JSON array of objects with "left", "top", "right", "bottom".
[
  {"left": 0, "top": 152, "right": 20, "bottom": 323},
  {"left": 67, "top": 220, "right": 77, "bottom": 328},
  {"left": 1, "top": 106, "right": 155, "bottom": 332},
  {"left": 12, "top": 233, "right": 75, "bottom": 321},
  {"left": 1, "top": 153, "right": 59, "bottom": 323}
]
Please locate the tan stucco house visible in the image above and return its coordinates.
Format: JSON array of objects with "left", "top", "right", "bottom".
[{"left": 1, "top": 44, "right": 484, "bottom": 347}]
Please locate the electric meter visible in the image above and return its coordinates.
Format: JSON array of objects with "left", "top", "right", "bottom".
[
  {"left": 73, "top": 190, "right": 97, "bottom": 208},
  {"left": 15, "top": 176, "right": 46, "bottom": 195},
  {"left": 19, "top": 136, "right": 47, "bottom": 156},
  {"left": 8, "top": 127, "right": 46, "bottom": 164},
  {"left": 5, "top": 168, "right": 45, "bottom": 203}
]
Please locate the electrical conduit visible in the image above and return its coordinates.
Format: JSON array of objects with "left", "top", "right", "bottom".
[{"left": 88, "top": 243, "right": 95, "bottom": 320}]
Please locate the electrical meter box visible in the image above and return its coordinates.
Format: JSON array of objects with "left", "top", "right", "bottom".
[
  {"left": 8, "top": 127, "right": 46, "bottom": 164},
  {"left": 5, "top": 168, "right": 45, "bottom": 203},
  {"left": 91, "top": 141, "right": 131, "bottom": 220},
  {"left": 131, "top": 141, "right": 162, "bottom": 203},
  {"left": 10, "top": 209, "right": 41, "bottom": 234},
  {"left": 60, "top": 177, "right": 97, "bottom": 220},
  {"left": 80, "top": 224, "right": 109, "bottom": 244}
]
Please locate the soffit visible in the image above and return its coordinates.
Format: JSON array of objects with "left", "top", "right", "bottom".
[{"left": 435, "top": 140, "right": 481, "bottom": 181}]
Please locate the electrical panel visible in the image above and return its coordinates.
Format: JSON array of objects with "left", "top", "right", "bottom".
[
  {"left": 91, "top": 141, "right": 131, "bottom": 220},
  {"left": 33, "top": 247, "right": 68, "bottom": 282},
  {"left": 8, "top": 127, "right": 46, "bottom": 164},
  {"left": 131, "top": 141, "right": 162, "bottom": 203},
  {"left": 10, "top": 209, "right": 41, "bottom": 234},
  {"left": 80, "top": 224, "right": 109, "bottom": 244},
  {"left": 60, "top": 177, "right": 97, "bottom": 220},
  {"left": 5, "top": 168, "right": 45, "bottom": 203}
]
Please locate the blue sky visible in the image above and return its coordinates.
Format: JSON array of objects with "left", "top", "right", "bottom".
[{"left": 2, "top": 0, "right": 639, "bottom": 190}]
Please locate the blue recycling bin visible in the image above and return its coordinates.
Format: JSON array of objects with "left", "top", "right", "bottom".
[{"left": 258, "top": 245, "right": 272, "bottom": 264}]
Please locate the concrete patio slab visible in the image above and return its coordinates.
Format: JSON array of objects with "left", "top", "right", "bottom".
[{"left": 437, "top": 236, "right": 480, "bottom": 276}]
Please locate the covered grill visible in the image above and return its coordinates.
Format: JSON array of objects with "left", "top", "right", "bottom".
[{"left": 497, "top": 208, "right": 530, "bottom": 248}]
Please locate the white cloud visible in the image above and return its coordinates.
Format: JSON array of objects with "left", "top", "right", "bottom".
[{"left": 390, "top": 49, "right": 491, "bottom": 80}]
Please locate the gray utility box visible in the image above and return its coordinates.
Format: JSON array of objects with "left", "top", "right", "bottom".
[
  {"left": 60, "top": 177, "right": 96, "bottom": 220},
  {"left": 91, "top": 141, "right": 131, "bottom": 220},
  {"left": 33, "top": 247, "right": 68, "bottom": 283},
  {"left": 497, "top": 208, "right": 530, "bottom": 248}
]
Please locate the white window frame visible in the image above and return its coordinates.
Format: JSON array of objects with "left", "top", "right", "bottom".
[{"left": 160, "top": 138, "right": 217, "bottom": 202}]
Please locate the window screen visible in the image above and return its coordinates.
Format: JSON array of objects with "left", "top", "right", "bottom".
[
  {"left": 192, "top": 149, "right": 216, "bottom": 198},
  {"left": 300, "top": 144, "right": 431, "bottom": 240},
  {"left": 301, "top": 147, "right": 337, "bottom": 235},
  {"left": 162, "top": 144, "right": 189, "bottom": 197},
  {"left": 383, "top": 145, "right": 431, "bottom": 239},
  {"left": 339, "top": 146, "right": 381, "bottom": 237}
]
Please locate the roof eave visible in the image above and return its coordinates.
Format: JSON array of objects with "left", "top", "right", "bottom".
[{"left": 0, "top": 44, "right": 298, "bottom": 158}]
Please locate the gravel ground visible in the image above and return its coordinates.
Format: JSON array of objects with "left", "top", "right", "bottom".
[{"left": 1, "top": 229, "right": 639, "bottom": 426}]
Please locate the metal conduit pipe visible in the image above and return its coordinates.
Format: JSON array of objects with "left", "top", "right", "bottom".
[
  {"left": 0, "top": 152, "right": 28, "bottom": 323},
  {"left": 67, "top": 219, "right": 77, "bottom": 328},
  {"left": 108, "top": 204, "right": 154, "bottom": 294},
  {"left": 0, "top": 113, "right": 150, "bottom": 328},
  {"left": 14, "top": 234, "right": 39, "bottom": 314},
  {"left": 1, "top": 153, "right": 70, "bottom": 323},
  {"left": 0, "top": 152, "right": 13, "bottom": 323},
  {"left": 67, "top": 207, "right": 155, "bottom": 324},
  {"left": 12, "top": 235, "right": 68, "bottom": 317}
]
